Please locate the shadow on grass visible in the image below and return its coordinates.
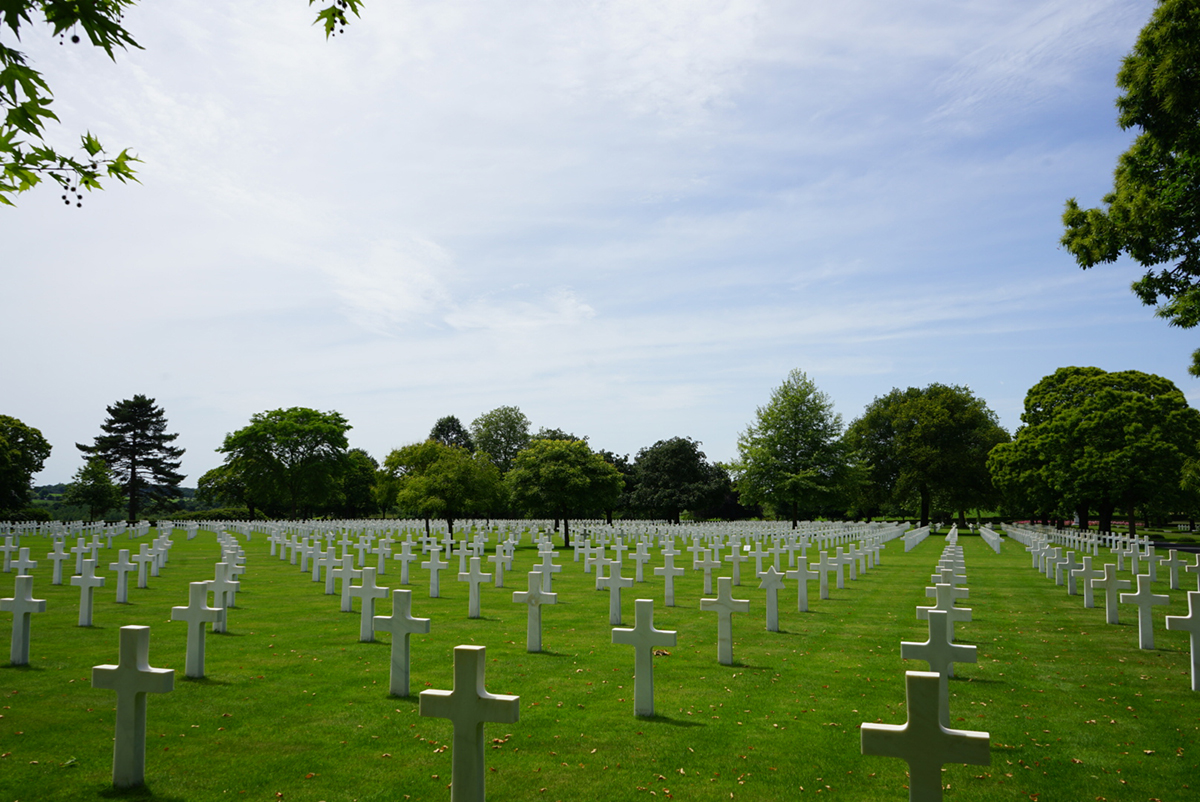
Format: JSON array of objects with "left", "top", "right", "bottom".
[
  {"left": 3, "top": 663, "right": 44, "bottom": 672},
  {"left": 98, "top": 783, "right": 185, "bottom": 802},
  {"left": 180, "top": 675, "right": 230, "bottom": 686},
  {"left": 640, "top": 713, "right": 704, "bottom": 728},
  {"left": 533, "top": 649, "right": 569, "bottom": 658}
]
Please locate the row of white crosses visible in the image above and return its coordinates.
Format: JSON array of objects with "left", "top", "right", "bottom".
[
  {"left": 861, "top": 538, "right": 990, "bottom": 802},
  {"left": 1011, "top": 526, "right": 1200, "bottom": 688}
]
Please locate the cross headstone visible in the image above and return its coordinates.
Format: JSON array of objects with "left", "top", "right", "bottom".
[
  {"left": 350, "top": 567, "right": 391, "bottom": 641},
  {"left": 512, "top": 570, "right": 557, "bottom": 653},
  {"left": 209, "top": 562, "right": 239, "bottom": 633},
  {"left": 1161, "top": 549, "right": 1190, "bottom": 591},
  {"left": 170, "top": 582, "right": 222, "bottom": 678},
  {"left": 1, "top": 574, "right": 45, "bottom": 665},
  {"left": 0, "top": 536, "right": 17, "bottom": 573},
  {"left": 535, "top": 548, "right": 562, "bottom": 593},
  {"left": 1120, "top": 572, "right": 1170, "bottom": 650},
  {"left": 92, "top": 626, "right": 175, "bottom": 788},
  {"left": 1057, "top": 551, "right": 1082, "bottom": 594},
  {"left": 811, "top": 550, "right": 837, "bottom": 600},
  {"left": 419, "top": 645, "right": 520, "bottom": 802},
  {"left": 71, "top": 558, "right": 106, "bottom": 627},
  {"left": 422, "top": 547, "right": 448, "bottom": 598},
  {"left": 373, "top": 589, "right": 431, "bottom": 696},
  {"left": 333, "top": 555, "right": 363, "bottom": 612},
  {"left": 860, "top": 670, "right": 990, "bottom": 802},
  {"left": 902, "top": 608, "right": 978, "bottom": 721},
  {"left": 916, "top": 584, "right": 972, "bottom": 643},
  {"left": 653, "top": 553, "right": 685, "bottom": 607},
  {"left": 598, "top": 564, "right": 635, "bottom": 625},
  {"left": 1186, "top": 554, "right": 1200, "bottom": 592},
  {"left": 458, "top": 557, "right": 493, "bottom": 619},
  {"left": 700, "top": 576, "right": 750, "bottom": 666},
  {"left": 786, "top": 560, "right": 818, "bottom": 612},
  {"left": 11, "top": 547, "right": 36, "bottom": 576},
  {"left": 1092, "top": 562, "right": 1133, "bottom": 625},
  {"left": 612, "top": 598, "right": 676, "bottom": 716},
  {"left": 132, "top": 544, "right": 153, "bottom": 589},
  {"left": 1071, "top": 555, "right": 1105, "bottom": 609},
  {"left": 724, "top": 545, "right": 749, "bottom": 586},
  {"left": 46, "top": 540, "right": 69, "bottom": 585},
  {"left": 694, "top": 549, "right": 720, "bottom": 595},
  {"left": 394, "top": 540, "right": 420, "bottom": 585},
  {"left": 108, "top": 549, "right": 137, "bottom": 604},
  {"left": 758, "top": 565, "right": 786, "bottom": 632},
  {"left": 632, "top": 543, "right": 652, "bottom": 583},
  {"left": 1165, "top": 590, "right": 1200, "bottom": 692}
]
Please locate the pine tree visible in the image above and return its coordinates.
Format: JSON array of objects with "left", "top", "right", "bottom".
[{"left": 77, "top": 395, "right": 185, "bottom": 521}]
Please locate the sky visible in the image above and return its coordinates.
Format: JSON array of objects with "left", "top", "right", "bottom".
[{"left": 4, "top": 0, "right": 1195, "bottom": 487}]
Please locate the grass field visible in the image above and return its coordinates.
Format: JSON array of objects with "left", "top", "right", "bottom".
[{"left": 1, "top": 526, "right": 1197, "bottom": 801}]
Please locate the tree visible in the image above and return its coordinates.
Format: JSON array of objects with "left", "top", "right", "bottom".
[
  {"left": 77, "top": 395, "right": 184, "bottom": 521},
  {"left": 532, "top": 427, "right": 584, "bottom": 443},
  {"left": 337, "top": 448, "right": 378, "bottom": 518},
  {"left": 196, "top": 463, "right": 254, "bottom": 516},
  {"left": 596, "top": 449, "right": 635, "bottom": 524},
  {"left": 845, "top": 384, "right": 1009, "bottom": 527},
  {"left": 630, "top": 437, "right": 725, "bottom": 524},
  {"left": 989, "top": 367, "right": 1200, "bottom": 534},
  {"left": 382, "top": 441, "right": 501, "bottom": 533},
  {"left": 0, "top": 414, "right": 51, "bottom": 513},
  {"left": 429, "top": 415, "right": 474, "bottom": 452},
  {"left": 1061, "top": 0, "right": 1200, "bottom": 373},
  {"left": 217, "top": 407, "right": 350, "bottom": 518},
  {"left": 470, "top": 405, "right": 531, "bottom": 472},
  {"left": 506, "top": 439, "right": 623, "bottom": 546},
  {"left": 63, "top": 455, "right": 124, "bottom": 521},
  {"left": 736, "top": 370, "right": 846, "bottom": 527},
  {"left": 1, "top": 1, "right": 361, "bottom": 206}
]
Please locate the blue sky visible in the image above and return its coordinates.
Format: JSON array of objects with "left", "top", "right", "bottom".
[{"left": 4, "top": 0, "right": 1194, "bottom": 486}]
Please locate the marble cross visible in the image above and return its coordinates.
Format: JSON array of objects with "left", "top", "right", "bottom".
[
  {"left": 350, "top": 567, "right": 390, "bottom": 641},
  {"left": 419, "top": 645, "right": 520, "bottom": 802},
  {"left": 1161, "top": 549, "right": 1190, "bottom": 591},
  {"left": 1120, "top": 573, "right": 1170, "bottom": 650},
  {"left": 612, "top": 598, "right": 676, "bottom": 716},
  {"left": 92, "top": 626, "right": 175, "bottom": 788},
  {"left": 1165, "top": 590, "right": 1200, "bottom": 691},
  {"left": 598, "top": 564, "right": 635, "bottom": 625},
  {"left": 902, "top": 608, "right": 977, "bottom": 719},
  {"left": 458, "top": 557, "right": 492, "bottom": 619},
  {"left": 46, "top": 539, "right": 70, "bottom": 585},
  {"left": 811, "top": 550, "right": 837, "bottom": 600},
  {"left": 632, "top": 543, "right": 652, "bottom": 582},
  {"left": 71, "top": 558, "right": 106, "bottom": 627},
  {"left": 374, "top": 589, "right": 430, "bottom": 696},
  {"left": 132, "top": 544, "right": 153, "bottom": 589},
  {"left": 694, "top": 549, "right": 720, "bottom": 595},
  {"left": 394, "top": 540, "right": 419, "bottom": 585},
  {"left": 860, "top": 670, "right": 990, "bottom": 802},
  {"left": 535, "top": 548, "right": 562, "bottom": 592},
  {"left": 333, "top": 555, "right": 363, "bottom": 612},
  {"left": 513, "top": 570, "right": 557, "bottom": 653},
  {"left": 109, "top": 549, "right": 137, "bottom": 604},
  {"left": 786, "top": 561, "right": 818, "bottom": 612},
  {"left": 917, "top": 584, "right": 972, "bottom": 641},
  {"left": 170, "top": 582, "right": 222, "bottom": 678},
  {"left": 724, "top": 545, "right": 749, "bottom": 586},
  {"left": 11, "top": 547, "right": 36, "bottom": 576},
  {"left": 1092, "top": 562, "right": 1133, "bottom": 625},
  {"left": 1, "top": 574, "right": 45, "bottom": 665},
  {"left": 700, "top": 576, "right": 750, "bottom": 665},
  {"left": 653, "top": 553, "right": 685, "bottom": 607},
  {"left": 1071, "top": 555, "right": 1105, "bottom": 609},
  {"left": 422, "top": 547, "right": 448, "bottom": 598},
  {"left": 758, "top": 565, "right": 786, "bottom": 632}
]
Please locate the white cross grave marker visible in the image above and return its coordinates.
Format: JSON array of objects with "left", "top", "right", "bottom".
[
  {"left": 109, "top": 549, "right": 137, "bottom": 604},
  {"left": 598, "top": 563, "right": 635, "bottom": 625},
  {"left": 71, "top": 558, "right": 106, "bottom": 627},
  {"left": 653, "top": 552, "right": 685, "bottom": 607},
  {"left": 1120, "top": 572, "right": 1170, "bottom": 650},
  {"left": 419, "top": 645, "right": 520, "bottom": 802},
  {"left": 92, "top": 626, "right": 175, "bottom": 788},
  {"left": 860, "top": 670, "right": 990, "bottom": 802},
  {"left": 786, "top": 560, "right": 818, "bottom": 612},
  {"left": 612, "top": 598, "right": 676, "bottom": 716},
  {"left": 423, "top": 547, "right": 448, "bottom": 598},
  {"left": 1166, "top": 590, "right": 1200, "bottom": 691},
  {"left": 11, "top": 547, "right": 36, "bottom": 576},
  {"left": 1092, "top": 562, "right": 1132, "bottom": 625},
  {"left": 700, "top": 576, "right": 750, "bottom": 666},
  {"left": 374, "top": 589, "right": 430, "bottom": 696},
  {"left": 170, "top": 582, "right": 221, "bottom": 678},
  {"left": 350, "top": 567, "right": 390, "bottom": 641},
  {"left": 47, "top": 540, "right": 69, "bottom": 585},
  {"left": 459, "top": 557, "right": 493, "bottom": 619},
  {"left": 758, "top": 565, "right": 785, "bottom": 631},
  {"left": 1, "top": 574, "right": 45, "bottom": 665},
  {"left": 513, "top": 570, "right": 557, "bottom": 653}
]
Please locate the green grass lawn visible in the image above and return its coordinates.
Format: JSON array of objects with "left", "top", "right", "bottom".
[{"left": 1, "top": 527, "right": 1197, "bottom": 801}]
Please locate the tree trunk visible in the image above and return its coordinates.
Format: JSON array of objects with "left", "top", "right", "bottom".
[
  {"left": 424, "top": 517, "right": 431, "bottom": 537},
  {"left": 1097, "top": 500, "right": 1114, "bottom": 534},
  {"left": 792, "top": 501, "right": 799, "bottom": 529},
  {"left": 562, "top": 517, "right": 571, "bottom": 548},
  {"left": 957, "top": 509, "right": 967, "bottom": 528},
  {"left": 447, "top": 517, "right": 455, "bottom": 535},
  {"left": 1076, "top": 503, "right": 1090, "bottom": 532},
  {"left": 606, "top": 509, "right": 613, "bottom": 525},
  {"left": 1127, "top": 501, "right": 1137, "bottom": 537},
  {"left": 919, "top": 487, "right": 931, "bottom": 528}
]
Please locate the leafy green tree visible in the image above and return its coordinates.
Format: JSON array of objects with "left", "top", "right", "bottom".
[
  {"left": 382, "top": 441, "right": 501, "bottom": 533},
  {"left": 217, "top": 407, "right": 350, "bottom": 518},
  {"left": 1, "top": 1, "right": 361, "bottom": 206},
  {"left": 63, "top": 455, "right": 124, "bottom": 521},
  {"left": 532, "top": 427, "right": 584, "bottom": 443},
  {"left": 337, "top": 448, "right": 378, "bottom": 518},
  {"left": 596, "top": 449, "right": 635, "bottom": 524},
  {"left": 429, "top": 415, "right": 474, "bottom": 452},
  {"left": 736, "top": 370, "right": 847, "bottom": 527},
  {"left": 76, "top": 395, "right": 184, "bottom": 521},
  {"left": 1061, "top": 0, "right": 1200, "bottom": 373},
  {"left": 470, "top": 406, "right": 531, "bottom": 472},
  {"left": 506, "top": 439, "right": 622, "bottom": 546},
  {"left": 990, "top": 367, "right": 1200, "bottom": 535},
  {"left": 197, "top": 464, "right": 255, "bottom": 516},
  {"left": 630, "top": 437, "right": 725, "bottom": 524},
  {"left": 0, "top": 414, "right": 51, "bottom": 513},
  {"left": 846, "top": 384, "right": 1009, "bottom": 527}
]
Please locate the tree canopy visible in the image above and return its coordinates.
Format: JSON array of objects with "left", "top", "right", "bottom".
[
  {"left": 76, "top": 395, "right": 184, "bottom": 521},
  {"left": 631, "top": 436, "right": 726, "bottom": 524},
  {"left": 382, "top": 440, "right": 502, "bottom": 533},
  {"left": 429, "top": 415, "right": 474, "bottom": 452},
  {"left": 63, "top": 455, "right": 123, "bottom": 521},
  {"left": 1, "top": 0, "right": 361, "bottom": 206},
  {"left": 1061, "top": 0, "right": 1200, "bottom": 373},
  {"left": 845, "top": 384, "right": 1008, "bottom": 527},
  {"left": 989, "top": 367, "right": 1200, "bottom": 533},
  {"left": 217, "top": 407, "right": 350, "bottom": 518},
  {"left": 470, "top": 405, "right": 531, "bottom": 473},
  {"left": 736, "top": 370, "right": 846, "bottom": 527},
  {"left": 506, "top": 439, "right": 622, "bottom": 546},
  {"left": 0, "top": 413, "right": 51, "bottom": 513}
]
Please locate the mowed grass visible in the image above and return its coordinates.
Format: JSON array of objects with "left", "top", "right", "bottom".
[{"left": 1, "top": 527, "right": 1198, "bottom": 802}]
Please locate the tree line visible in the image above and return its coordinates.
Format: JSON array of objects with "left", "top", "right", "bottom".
[{"left": 4, "top": 365, "right": 1200, "bottom": 537}]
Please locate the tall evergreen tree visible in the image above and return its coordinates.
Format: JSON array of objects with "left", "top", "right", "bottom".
[
  {"left": 77, "top": 395, "right": 185, "bottom": 521},
  {"left": 429, "top": 415, "right": 475, "bottom": 451}
]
